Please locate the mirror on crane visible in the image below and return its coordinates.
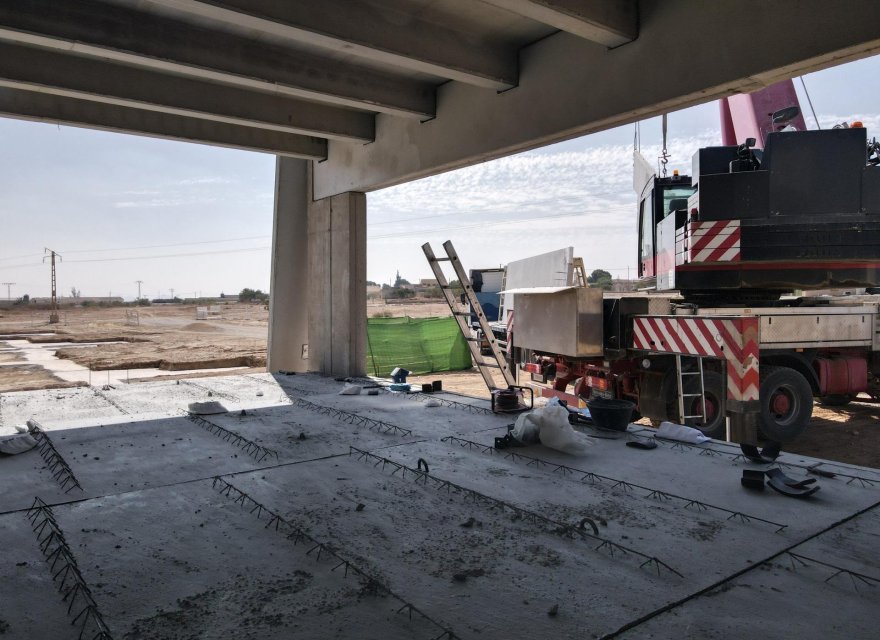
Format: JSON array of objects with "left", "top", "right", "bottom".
[{"left": 771, "top": 106, "right": 801, "bottom": 126}]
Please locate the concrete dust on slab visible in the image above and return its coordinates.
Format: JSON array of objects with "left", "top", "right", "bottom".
[{"left": 0, "top": 372, "right": 878, "bottom": 639}]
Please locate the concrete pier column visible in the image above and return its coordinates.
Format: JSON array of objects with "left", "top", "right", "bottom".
[
  {"left": 307, "top": 188, "right": 367, "bottom": 377},
  {"left": 267, "top": 157, "right": 310, "bottom": 373}
]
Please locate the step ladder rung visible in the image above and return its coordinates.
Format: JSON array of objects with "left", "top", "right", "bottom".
[{"left": 423, "top": 240, "right": 516, "bottom": 392}]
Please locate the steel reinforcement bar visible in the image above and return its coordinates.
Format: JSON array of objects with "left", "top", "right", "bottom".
[
  {"left": 348, "top": 446, "right": 682, "bottom": 579},
  {"left": 26, "top": 498, "right": 113, "bottom": 640},
  {"left": 92, "top": 388, "right": 129, "bottom": 415},
  {"left": 210, "top": 476, "right": 457, "bottom": 640},
  {"left": 293, "top": 398, "right": 412, "bottom": 437},
  {"left": 781, "top": 551, "right": 880, "bottom": 593},
  {"left": 180, "top": 379, "right": 239, "bottom": 402},
  {"left": 440, "top": 435, "right": 788, "bottom": 534},
  {"left": 642, "top": 433, "right": 880, "bottom": 488},
  {"left": 378, "top": 388, "right": 496, "bottom": 415},
  {"left": 186, "top": 414, "right": 277, "bottom": 462},
  {"left": 27, "top": 420, "right": 83, "bottom": 493}
]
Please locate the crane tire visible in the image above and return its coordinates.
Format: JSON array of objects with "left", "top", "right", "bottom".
[{"left": 758, "top": 366, "right": 813, "bottom": 442}]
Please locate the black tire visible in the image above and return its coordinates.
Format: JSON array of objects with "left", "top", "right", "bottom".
[
  {"left": 818, "top": 394, "right": 852, "bottom": 407},
  {"left": 758, "top": 366, "right": 813, "bottom": 442},
  {"left": 682, "top": 370, "right": 726, "bottom": 439}
]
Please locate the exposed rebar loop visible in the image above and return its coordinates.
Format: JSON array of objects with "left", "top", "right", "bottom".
[
  {"left": 349, "top": 446, "right": 683, "bottom": 579},
  {"left": 27, "top": 420, "right": 83, "bottom": 493},
  {"left": 92, "top": 388, "right": 129, "bottom": 415},
  {"left": 784, "top": 552, "right": 880, "bottom": 593},
  {"left": 440, "top": 435, "right": 788, "bottom": 534},
  {"left": 26, "top": 498, "right": 113, "bottom": 640},
  {"left": 293, "top": 398, "right": 413, "bottom": 437},
  {"left": 210, "top": 476, "right": 459, "bottom": 640},
  {"left": 378, "top": 388, "right": 495, "bottom": 415},
  {"left": 185, "top": 414, "right": 277, "bottom": 462},
  {"left": 645, "top": 433, "right": 880, "bottom": 488},
  {"left": 180, "top": 379, "right": 239, "bottom": 402}
]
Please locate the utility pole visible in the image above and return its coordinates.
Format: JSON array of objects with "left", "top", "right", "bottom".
[
  {"left": 170, "top": 288, "right": 175, "bottom": 301},
  {"left": 135, "top": 280, "right": 143, "bottom": 300},
  {"left": 43, "top": 248, "right": 61, "bottom": 323},
  {"left": 1, "top": 282, "right": 14, "bottom": 301}
]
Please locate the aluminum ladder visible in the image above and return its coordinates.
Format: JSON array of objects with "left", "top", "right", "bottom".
[
  {"left": 422, "top": 241, "right": 516, "bottom": 391},
  {"left": 676, "top": 354, "right": 707, "bottom": 424}
]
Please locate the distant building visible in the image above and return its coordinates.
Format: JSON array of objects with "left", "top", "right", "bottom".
[{"left": 419, "top": 278, "right": 438, "bottom": 287}]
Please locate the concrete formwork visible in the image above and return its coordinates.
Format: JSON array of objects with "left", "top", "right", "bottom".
[{"left": 1, "top": 373, "right": 877, "bottom": 638}]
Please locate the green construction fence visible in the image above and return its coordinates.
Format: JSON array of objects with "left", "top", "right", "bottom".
[{"left": 366, "top": 316, "right": 472, "bottom": 377}]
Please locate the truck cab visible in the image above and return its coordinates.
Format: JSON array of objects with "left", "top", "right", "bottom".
[{"left": 637, "top": 172, "right": 695, "bottom": 289}]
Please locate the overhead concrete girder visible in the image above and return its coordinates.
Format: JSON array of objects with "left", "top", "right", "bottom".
[
  {"left": 0, "top": 0, "right": 435, "bottom": 118},
  {"left": 314, "top": 0, "right": 880, "bottom": 198},
  {"left": 149, "top": 0, "right": 519, "bottom": 90},
  {"left": 0, "top": 88, "right": 327, "bottom": 159},
  {"left": 482, "top": 0, "right": 637, "bottom": 47},
  {"left": 0, "top": 42, "right": 374, "bottom": 143}
]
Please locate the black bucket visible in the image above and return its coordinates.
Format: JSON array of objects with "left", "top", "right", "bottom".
[{"left": 587, "top": 398, "right": 635, "bottom": 432}]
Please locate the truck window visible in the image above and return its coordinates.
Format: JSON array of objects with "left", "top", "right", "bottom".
[
  {"left": 661, "top": 186, "right": 696, "bottom": 220},
  {"left": 638, "top": 196, "right": 653, "bottom": 277}
]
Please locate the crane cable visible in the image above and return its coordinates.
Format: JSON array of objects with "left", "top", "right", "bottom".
[
  {"left": 799, "top": 76, "right": 821, "bottom": 130},
  {"left": 659, "top": 113, "right": 670, "bottom": 177}
]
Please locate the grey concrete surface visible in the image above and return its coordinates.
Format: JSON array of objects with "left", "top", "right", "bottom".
[{"left": 0, "top": 372, "right": 878, "bottom": 639}]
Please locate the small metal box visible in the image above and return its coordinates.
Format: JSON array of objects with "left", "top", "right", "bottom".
[{"left": 515, "top": 287, "right": 604, "bottom": 358}]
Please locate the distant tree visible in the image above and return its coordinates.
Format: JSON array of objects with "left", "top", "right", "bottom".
[
  {"left": 14, "top": 294, "right": 29, "bottom": 305},
  {"left": 389, "top": 288, "right": 415, "bottom": 299},
  {"left": 393, "top": 271, "right": 410, "bottom": 287},
  {"left": 220, "top": 292, "right": 226, "bottom": 299},
  {"left": 238, "top": 288, "right": 269, "bottom": 303},
  {"left": 587, "top": 269, "right": 614, "bottom": 290},
  {"left": 447, "top": 279, "right": 464, "bottom": 297},
  {"left": 366, "top": 280, "right": 378, "bottom": 286},
  {"left": 70, "top": 286, "right": 81, "bottom": 299}
]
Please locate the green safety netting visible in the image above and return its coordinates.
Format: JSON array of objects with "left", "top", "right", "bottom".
[{"left": 366, "top": 316, "right": 472, "bottom": 377}]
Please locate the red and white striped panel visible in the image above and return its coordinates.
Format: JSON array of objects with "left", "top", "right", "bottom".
[
  {"left": 632, "top": 316, "right": 759, "bottom": 402},
  {"left": 686, "top": 220, "right": 740, "bottom": 263}
]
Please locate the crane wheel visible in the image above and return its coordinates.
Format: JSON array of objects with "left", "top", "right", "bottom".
[{"left": 758, "top": 366, "right": 813, "bottom": 442}]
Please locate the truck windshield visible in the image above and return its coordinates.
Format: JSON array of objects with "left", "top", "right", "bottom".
[{"left": 661, "top": 186, "right": 696, "bottom": 219}]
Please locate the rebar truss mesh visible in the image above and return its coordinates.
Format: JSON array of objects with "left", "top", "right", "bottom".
[
  {"left": 28, "top": 420, "right": 83, "bottom": 493},
  {"left": 293, "top": 398, "right": 412, "bottom": 437},
  {"left": 348, "top": 446, "right": 683, "bottom": 579},
  {"left": 26, "top": 498, "right": 113, "bottom": 640},
  {"left": 440, "top": 435, "right": 788, "bottom": 534},
  {"left": 781, "top": 552, "right": 880, "bottom": 593},
  {"left": 650, "top": 436, "right": 879, "bottom": 488},
  {"left": 180, "top": 380, "right": 239, "bottom": 402},
  {"left": 379, "top": 388, "right": 495, "bottom": 415},
  {"left": 92, "top": 389, "right": 129, "bottom": 415},
  {"left": 186, "top": 414, "right": 278, "bottom": 462},
  {"left": 210, "top": 476, "right": 458, "bottom": 640}
]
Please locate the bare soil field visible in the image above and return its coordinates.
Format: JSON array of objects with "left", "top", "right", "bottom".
[{"left": 1, "top": 301, "right": 878, "bottom": 467}]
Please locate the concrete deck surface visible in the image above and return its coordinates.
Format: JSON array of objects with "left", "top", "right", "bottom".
[{"left": 0, "top": 373, "right": 878, "bottom": 639}]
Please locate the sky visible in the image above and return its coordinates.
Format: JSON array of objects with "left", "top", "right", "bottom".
[{"left": 1, "top": 54, "right": 879, "bottom": 300}]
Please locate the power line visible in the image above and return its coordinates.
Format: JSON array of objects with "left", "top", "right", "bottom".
[
  {"left": 62, "top": 234, "right": 271, "bottom": 254},
  {"left": 65, "top": 246, "right": 271, "bottom": 263}
]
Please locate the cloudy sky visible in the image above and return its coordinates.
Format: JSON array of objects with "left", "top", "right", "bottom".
[{"left": 1, "top": 55, "right": 878, "bottom": 299}]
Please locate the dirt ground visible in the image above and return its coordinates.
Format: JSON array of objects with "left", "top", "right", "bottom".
[{"left": 2, "top": 302, "right": 879, "bottom": 468}]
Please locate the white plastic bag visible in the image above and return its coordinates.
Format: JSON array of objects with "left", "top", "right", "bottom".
[
  {"left": 512, "top": 398, "right": 594, "bottom": 455},
  {"left": 338, "top": 384, "right": 362, "bottom": 395},
  {"left": 656, "top": 421, "right": 711, "bottom": 444}
]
